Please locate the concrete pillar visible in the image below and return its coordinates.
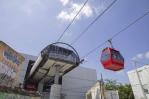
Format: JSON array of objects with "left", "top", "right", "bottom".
[
  {"left": 54, "top": 72, "right": 60, "bottom": 84},
  {"left": 49, "top": 84, "right": 61, "bottom": 99},
  {"left": 38, "top": 82, "right": 44, "bottom": 93},
  {"left": 50, "top": 65, "right": 61, "bottom": 99}
]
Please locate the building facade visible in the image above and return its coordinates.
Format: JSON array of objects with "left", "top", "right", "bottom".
[
  {"left": 127, "top": 65, "right": 149, "bottom": 99},
  {"left": 86, "top": 81, "right": 119, "bottom": 99},
  {"left": 19, "top": 53, "right": 97, "bottom": 99},
  {"left": 0, "top": 41, "right": 25, "bottom": 87}
]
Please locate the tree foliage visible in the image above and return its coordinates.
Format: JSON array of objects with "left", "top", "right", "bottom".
[{"left": 104, "top": 79, "right": 135, "bottom": 99}]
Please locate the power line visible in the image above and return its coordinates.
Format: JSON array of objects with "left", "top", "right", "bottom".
[
  {"left": 70, "top": 0, "right": 117, "bottom": 45},
  {"left": 56, "top": 0, "right": 117, "bottom": 77},
  {"left": 81, "top": 41, "right": 107, "bottom": 58},
  {"left": 82, "top": 10, "right": 149, "bottom": 58},
  {"left": 57, "top": 0, "right": 89, "bottom": 42},
  {"left": 110, "top": 10, "right": 149, "bottom": 40}
]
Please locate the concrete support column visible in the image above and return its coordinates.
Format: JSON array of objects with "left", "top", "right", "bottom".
[
  {"left": 49, "top": 84, "right": 61, "bottom": 99},
  {"left": 38, "top": 82, "right": 44, "bottom": 93},
  {"left": 54, "top": 65, "right": 60, "bottom": 84},
  {"left": 54, "top": 72, "right": 60, "bottom": 84}
]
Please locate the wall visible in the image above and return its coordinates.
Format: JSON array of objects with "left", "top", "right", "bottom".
[
  {"left": 62, "top": 66, "right": 97, "bottom": 99},
  {"left": 86, "top": 82, "right": 119, "bottom": 99},
  {"left": 0, "top": 41, "right": 25, "bottom": 87},
  {"left": 127, "top": 65, "right": 149, "bottom": 99},
  {"left": 0, "top": 92, "right": 40, "bottom": 99}
]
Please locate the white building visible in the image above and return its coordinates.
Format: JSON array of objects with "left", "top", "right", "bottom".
[
  {"left": 86, "top": 81, "right": 119, "bottom": 99},
  {"left": 18, "top": 53, "right": 97, "bottom": 99},
  {"left": 127, "top": 65, "right": 149, "bottom": 99}
]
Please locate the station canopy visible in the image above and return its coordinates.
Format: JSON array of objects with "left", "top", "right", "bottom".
[{"left": 28, "top": 42, "right": 80, "bottom": 84}]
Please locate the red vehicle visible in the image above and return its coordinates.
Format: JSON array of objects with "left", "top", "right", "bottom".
[{"left": 100, "top": 47, "right": 124, "bottom": 71}]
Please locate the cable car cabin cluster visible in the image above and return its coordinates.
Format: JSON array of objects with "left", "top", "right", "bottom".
[{"left": 100, "top": 47, "right": 124, "bottom": 71}]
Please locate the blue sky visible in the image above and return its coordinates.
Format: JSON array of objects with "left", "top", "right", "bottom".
[{"left": 0, "top": 0, "right": 149, "bottom": 83}]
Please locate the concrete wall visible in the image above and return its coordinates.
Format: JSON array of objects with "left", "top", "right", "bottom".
[
  {"left": 61, "top": 66, "right": 97, "bottom": 99},
  {"left": 127, "top": 65, "right": 149, "bottom": 99},
  {"left": 0, "top": 92, "right": 41, "bottom": 99},
  {"left": 86, "top": 82, "right": 119, "bottom": 99}
]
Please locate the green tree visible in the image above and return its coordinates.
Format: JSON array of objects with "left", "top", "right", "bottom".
[
  {"left": 105, "top": 79, "right": 119, "bottom": 90},
  {"left": 104, "top": 79, "right": 135, "bottom": 99}
]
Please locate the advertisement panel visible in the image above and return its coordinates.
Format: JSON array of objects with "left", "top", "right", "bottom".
[{"left": 0, "top": 41, "right": 25, "bottom": 86}]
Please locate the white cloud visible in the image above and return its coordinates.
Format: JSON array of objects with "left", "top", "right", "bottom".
[
  {"left": 132, "top": 53, "right": 144, "bottom": 61},
  {"left": 132, "top": 51, "right": 149, "bottom": 61},
  {"left": 57, "top": 3, "right": 93, "bottom": 22},
  {"left": 73, "top": 3, "right": 93, "bottom": 17},
  {"left": 136, "top": 53, "right": 144, "bottom": 59},
  {"left": 57, "top": 10, "right": 79, "bottom": 22},
  {"left": 60, "top": 0, "right": 70, "bottom": 6},
  {"left": 145, "top": 51, "right": 149, "bottom": 59}
]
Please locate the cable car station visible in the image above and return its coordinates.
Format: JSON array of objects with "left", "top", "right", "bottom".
[{"left": 24, "top": 42, "right": 81, "bottom": 99}]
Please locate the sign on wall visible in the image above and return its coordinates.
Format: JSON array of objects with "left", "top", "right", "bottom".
[{"left": 0, "top": 41, "right": 25, "bottom": 86}]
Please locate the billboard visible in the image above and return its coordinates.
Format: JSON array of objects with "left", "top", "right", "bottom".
[{"left": 0, "top": 41, "right": 25, "bottom": 86}]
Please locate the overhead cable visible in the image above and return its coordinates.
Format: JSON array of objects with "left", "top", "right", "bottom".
[
  {"left": 57, "top": 0, "right": 89, "bottom": 42},
  {"left": 82, "top": 10, "right": 149, "bottom": 58},
  {"left": 70, "top": 0, "right": 117, "bottom": 45}
]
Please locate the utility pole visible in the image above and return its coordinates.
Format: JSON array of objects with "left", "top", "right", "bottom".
[
  {"left": 132, "top": 61, "right": 147, "bottom": 99},
  {"left": 100, "top": 74, "right": 106, "bottom": 99}
]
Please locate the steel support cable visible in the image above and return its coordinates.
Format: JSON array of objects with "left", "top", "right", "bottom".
[
  {"left": 81, "top": 10, "right": 149, "bottom": 59},
  {"left": 110, "top": 10, "right": 149, "bottom": 40},
  {"left": 57, "top": 0, "right": 89, "bottom": 42},
  {"left": 81, "top": 41, "right": 107, "bottom": 58},
  {"left": 70, "top": 0, "right": 117, "bottom": 45}
]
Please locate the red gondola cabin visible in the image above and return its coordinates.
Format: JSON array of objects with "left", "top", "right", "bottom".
[{"left": 100, "top": 47, "right": 124, "bottom": 71}]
